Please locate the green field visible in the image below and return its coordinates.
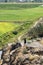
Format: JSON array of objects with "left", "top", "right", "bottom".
[
  {"left": 0, "top": 6, "right": 43, "bottom": 21},
  {"left": 0, "top": 3, "right": 43, "bottom": 47},
  {"left": 0, "top": 3, "right": 43, "bottom": 21}
]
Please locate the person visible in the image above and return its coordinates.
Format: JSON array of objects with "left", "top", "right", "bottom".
[{"left": 24, "top": 38, "right": 26, "bottom": 44}]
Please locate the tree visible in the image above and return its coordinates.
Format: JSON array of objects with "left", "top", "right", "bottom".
[{"left": 34, "top": 0, "right": 42, "bottom": 2}]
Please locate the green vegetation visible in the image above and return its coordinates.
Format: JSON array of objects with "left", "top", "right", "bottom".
[
  {"left": 0, "top": 22, "right": 19, "bottom": 35},
  {"left": 0, "top": 4, "right": 43, "bottom": 21},
  {"left": 0, "top": 3, "right": 43, "bottom": 47},
  {"left": 0, "top": 7, "right": 43, "bottom": 21},
  {"left": 0, "top": 4, "right": 40, "bottom": 10}
]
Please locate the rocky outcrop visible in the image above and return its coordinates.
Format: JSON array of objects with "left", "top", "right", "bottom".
[{"left": 1, "top": 42, "right": 43, "bottom": 65}]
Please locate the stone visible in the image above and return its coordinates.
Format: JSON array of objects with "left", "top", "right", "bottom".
[
  {"left": 36, "top": 38, "right": 41, "bottom": 41},
  {"left": 1, "top": 41, "right": 43, "bottom": 65},
  {"left": 3, "top": 55, "right": 10, "bottom": 63},
  {"left": 40, "top": 39, "right": 43, "bottom": 45},
  {"left": 3, "top": 63, "right": 8, "bottom": 65},
  {"left": 0, "top": 59, "right": 3, "bottom": 65}
]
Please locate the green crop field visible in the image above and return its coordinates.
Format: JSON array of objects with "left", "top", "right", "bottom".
[
  {"left": 0, "top": 3, "right": 43, "bottom": 47},
  {"left": 0, "top": 6, "right": 43, "bottom": 21},
  {"left": 0, "top": 3, "right": 43, "bottom": 21}
]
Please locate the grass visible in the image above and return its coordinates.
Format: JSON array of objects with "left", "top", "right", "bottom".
[
  {"left": 0, "top": 3, "right": 42, "bottom": 21},
  {"left": 0, "top": 22, "right": 20, "bottom": 47},
  {"left": 0, "top": 7, "right": 43, "bottom": 21},
  {"left": 0, "top": 22, "right": 19, "bottom": 35}
]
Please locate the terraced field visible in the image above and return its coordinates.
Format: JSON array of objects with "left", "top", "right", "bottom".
[
  {"left": 0, "top": 6, "right": 43, "bottom": 21},
  {"left": 0, "top": 3, "right": 43, "bottom": 21}
]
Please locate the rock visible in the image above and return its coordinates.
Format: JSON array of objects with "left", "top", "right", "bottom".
[
  {"left": 36, "top": 38, "right": 41, "bottom": 41},
  {"left": 40, "top": 56, "right": 43, "bottom": 64},
  {"left": 27, "top": 40, "right": 32, "bottom": 43},
  {"left": 3, "top": 55, "right": 10, "bottom": 63},
  {"left": 31, "top": 58, "right": 41, "bottom": 64},
  {"left": 40, "top": 39, "right": 43, "bottom": 45},
  {"left": 28, "top": 54, "right": 39, "bottom": 61},
  {"left": 0, "top": 59, "right": 3, "bottom": 65},
  {"left": 1, "top": 42, "right": 43, "bottom": 65},
  {"left": 11, "top": 42, "right": 21, "bottom": 51},
  {"left": 3, "top": 63, "right": 8, "bottom": 65}
]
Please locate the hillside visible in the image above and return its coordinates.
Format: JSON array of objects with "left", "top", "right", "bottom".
[
  {"left": 0, "top": 3, "right": 43, "bottom": 47},
  {"left": 0, "top": 3, "right": 43, "bottom": 65},
  {"left": 0, "top": 17, "right": 43, "bottom": 65}
]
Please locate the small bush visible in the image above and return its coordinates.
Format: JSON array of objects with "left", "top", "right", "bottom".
[{"left": 12, "top": 31, "right": 18, "bottom": 35}]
